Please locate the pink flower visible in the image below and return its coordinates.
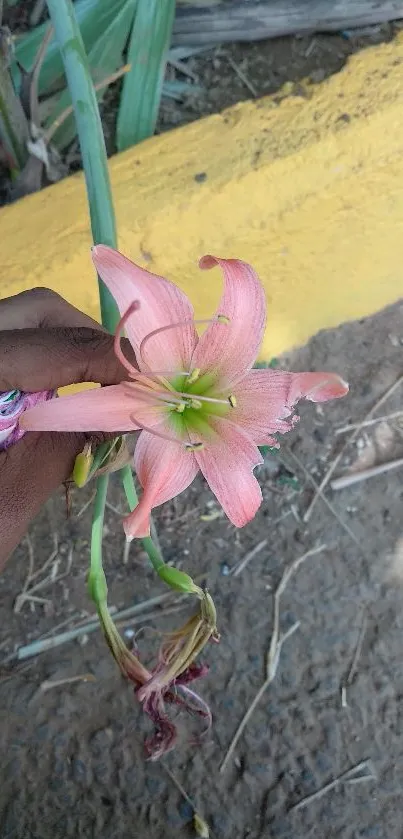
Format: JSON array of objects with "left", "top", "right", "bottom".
[{"left": 22, "top": 246, "right": 348, "bottom": 538}]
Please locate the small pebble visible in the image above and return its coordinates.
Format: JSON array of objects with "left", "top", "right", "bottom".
[
  {"left": 220, "top": 563, "right": 230, "bottom": 576},
  {"left": 78, "top": 633, "right": 89, "bottom": 647}
]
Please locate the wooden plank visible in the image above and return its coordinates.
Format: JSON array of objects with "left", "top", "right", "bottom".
[{"left": 173, "top": 0, "right": 403, "bottom": 45}]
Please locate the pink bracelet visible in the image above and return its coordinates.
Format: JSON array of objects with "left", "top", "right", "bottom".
[{"left": 0, "top": 390, "right": 54, "bottom": 450}]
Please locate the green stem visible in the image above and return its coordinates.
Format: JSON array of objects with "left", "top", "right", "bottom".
[
  {"left": 121, "top": 464, "right": 164, "bottom": 572},
  {"left": 47, "top": 0, "right": 164, "bottom": 570},
  {"left": 45, "top": 0, "right": 119, "bottom": 330},
  {"left": 89, "top": 473, "right": 109, "bottom": 607}
]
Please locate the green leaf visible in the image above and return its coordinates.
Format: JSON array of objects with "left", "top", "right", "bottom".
[
  {"left": 117, "top": 0, "right": 175, "bottom": 151},
  {"left": 46, "top": 0, "right": 119, "bottom": 326},
  {"left": 0, "top": 46, "right": 29, "bottom": 171},
  {"left": 46, "top": 0, "right": 136, "bottom": 151},
  {"left": 15, "top": 0, "right": 130, "bottom": 96},
  {"left": 258, "top": 445, "right": 279, "bottom": 458}
]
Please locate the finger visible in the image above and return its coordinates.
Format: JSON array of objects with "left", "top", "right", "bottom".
[
  {"left": 0, "top": 287, "right": 104, "bottom": 331},
  {"left": 0, "top": 327, "right": 136, "bottom": 391},
  {"left": 0, "top": 430, "right": 103, "bottom": 568}
]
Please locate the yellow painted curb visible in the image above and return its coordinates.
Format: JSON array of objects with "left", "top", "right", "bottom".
[{"left": 2, "top": 35, "right": 403, "bottom": 360}]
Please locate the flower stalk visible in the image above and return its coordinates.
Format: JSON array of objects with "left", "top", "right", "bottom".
[{"left": 45, "top": 0, "right": 163, "bottom": 571}]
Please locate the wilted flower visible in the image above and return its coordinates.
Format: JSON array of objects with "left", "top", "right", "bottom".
[{"left": 98, "top": 592, "right": 214, "bottom": 760}]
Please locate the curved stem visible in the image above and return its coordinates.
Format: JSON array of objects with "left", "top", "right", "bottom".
[
  {"left": 89, "top": 474, "right": 108, "bottom": 608},
  {"left": 121, "top": 465, "right": 164, "bottom": 572}
]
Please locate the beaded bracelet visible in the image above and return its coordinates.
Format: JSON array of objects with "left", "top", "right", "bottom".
[{"left": 0, "top": 390, "right": 54, "bottom": 450}]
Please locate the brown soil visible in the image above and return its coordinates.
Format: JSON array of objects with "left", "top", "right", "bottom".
[
  {"left": 2, "top": 7, "right": 403, "bottom": 838},
  {"left": 1, "top": 300, "right": 403, "bottom": 838}
]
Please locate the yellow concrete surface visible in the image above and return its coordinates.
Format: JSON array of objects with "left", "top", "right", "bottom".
[{"left": 1, "top": 34, "right": 403, "bottom": 360}]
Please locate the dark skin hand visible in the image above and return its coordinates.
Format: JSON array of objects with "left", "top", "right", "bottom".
[{"left": 0, "top": 287, "right": 129, "bottom": 568}]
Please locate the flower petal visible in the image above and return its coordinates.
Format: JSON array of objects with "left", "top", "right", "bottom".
[
  {"left": 233, "top": 369, "right": 349, "bottom": 444},
  {"left": 194, "top": 420, "right": 263, "bottom": 527},
  {"left": 20, "top": 384, "right": 162, "bottom": 432},
  {"left": 191, "top": 255, "right": 266, "bottom": 386},
  {"left": 123, "top": 431, "right": 198, "bottom": 539},
  {"left": 92, "top": 246, "right": 197, "bottom": 371}
]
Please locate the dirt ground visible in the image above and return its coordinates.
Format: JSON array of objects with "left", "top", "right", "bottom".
[
  {"left": 1, "top": 299, "right": 403, "bottom": 838},
  {"left": 2, "top": 7, "right": 403, "bottom": 838}
]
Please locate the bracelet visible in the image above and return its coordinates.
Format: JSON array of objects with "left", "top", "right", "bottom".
[{"left": 0, "top": 390, "right": 54, "bottom": 451}]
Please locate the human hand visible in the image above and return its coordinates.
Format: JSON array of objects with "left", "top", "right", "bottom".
[{"left": 0, "top": 287, "right": 128, "bottom": 567}]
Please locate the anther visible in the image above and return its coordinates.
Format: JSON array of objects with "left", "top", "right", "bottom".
[
  {"left": 228, "top": 394, "right": 237, "bottom": 408},
  {"left": 217, "top": 314, "right": 230, "bottom": 324},
  {"left": 185, "top": 442, "right": 204, "bottom": 451},
  {"left": 186, "top": 368, "right": 201, "bottom": 385}
]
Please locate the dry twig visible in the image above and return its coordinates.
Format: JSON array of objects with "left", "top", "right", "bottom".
[
  {"left": 30, "top": 24, "right": 54, "bottom": 129},
  {"left": 220, "top": 544, "right": 327, "bottom": 773},
  {"left": 40, "top": 673, "right": 96, "bottom": 692},
  {"left": 229, "top": 539, "right": 268, "bottom": 577},
  {"left": 14, "top": 589, "right": 191, "bottom": 661},
  {"left": 289, "top": 759, "right": 376, "bottom": 812},
  {"left": 331, "top": 457, "right": 403, "bottom": 492},
  {"left": 45, "top": 63, "right": 132, "bottom": 143},
  {"left": 341, "top": 610, "right": 367, "bottom": 708},
  {"left": 335, "top": 410, "right": 403, "bottom": 436},
  {"left": 285, "top": 449, "right": 363, "bottom": 553},
  {"left": 75, "top": 490, "right": 96, "bottom": 519},
  {"left": 304, "top": 376, "right": 403, "bottom": 522},
  {"left": 162, "top": 765, "right": 214, "bottom": 839},
  {"left": 225, "top": 53, "right": 258, "bottom": 97}
]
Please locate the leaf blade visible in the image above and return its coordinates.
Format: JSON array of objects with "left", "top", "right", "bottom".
[{"left": 117, "top": 0, "right": 175, "bottom": 151}]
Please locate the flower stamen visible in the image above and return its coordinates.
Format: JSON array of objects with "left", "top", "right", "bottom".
[
  {"left": 114, "top": 301, "right": 141, "bottom": 376},
  {"left": 176, "top": 391, "right": 230, "bottom": 408},
  {"left": 129, "top": 415, "right": 184, "bottom": 445},
  {"left": 186, "top": 368, "right": 201, "bottom": 385},
  {"left": 186, "top": 398, "right": 202, "bottom": 410},
  {"left": 122, "top": 382, "right": 186, "bottom": 410},
  {"left": 129, "top": 414, "right": 202, "bottom": 451},
  {"left": 228, "top": 394, "right": 237, "bottom": 408},
  {"left": 139, "top": 315, "right": 230, "bottom": 367}
]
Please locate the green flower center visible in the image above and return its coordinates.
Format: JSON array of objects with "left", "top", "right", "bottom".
[{"left": 167, "top": 371, "right": 232, "bottom": 440}]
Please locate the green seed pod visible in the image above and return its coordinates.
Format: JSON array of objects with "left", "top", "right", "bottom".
[
  {"left": 157, "top": 564, "right": 199, "bottom": 594},
  {"left": 72, "top": 443, "right": 93, "bottom": 487}
]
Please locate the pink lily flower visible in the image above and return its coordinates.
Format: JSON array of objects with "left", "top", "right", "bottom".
[{"left": 22, "top": 246, "right": 348, "bottom": 538}]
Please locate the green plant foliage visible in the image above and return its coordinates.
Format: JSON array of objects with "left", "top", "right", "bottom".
[{"left": 117, "top": 0, "right": 175, "bottom": 150}]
